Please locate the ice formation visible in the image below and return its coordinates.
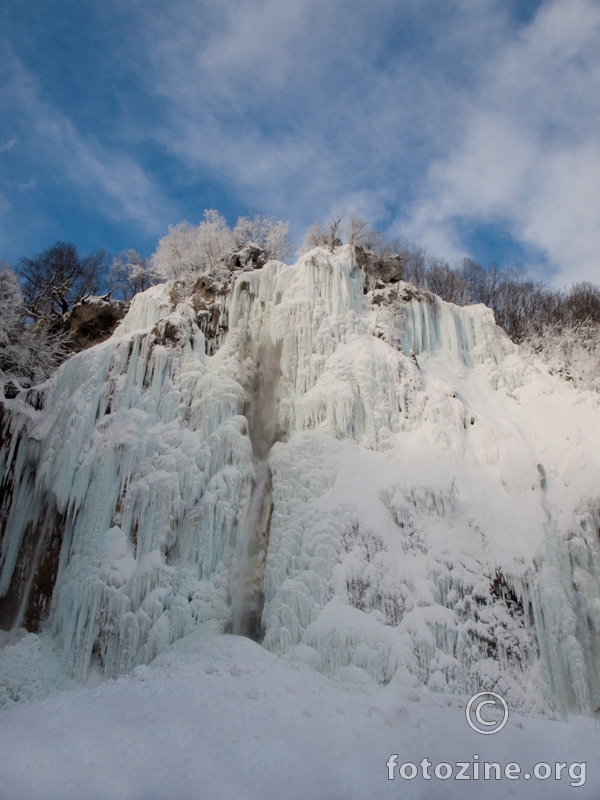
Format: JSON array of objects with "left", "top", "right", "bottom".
[{"left": 2, "top": 245, "right": 600, "bottom": 716}]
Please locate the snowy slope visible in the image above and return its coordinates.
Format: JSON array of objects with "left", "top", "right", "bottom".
[
  {"left": 0, "top": 628, "right": 596, "bottom": 800},
  {"left": 1, "top": 245, "right": 600, "bottom": 721}
]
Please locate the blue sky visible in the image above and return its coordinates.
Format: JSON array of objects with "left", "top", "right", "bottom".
[{"left": 1, "top": 0, "right": 599, "bottom": 286}]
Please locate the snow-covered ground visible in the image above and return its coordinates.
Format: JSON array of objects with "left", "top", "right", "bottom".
[{"left": 0, "top": 626, "right": 596, "bottom": 800}]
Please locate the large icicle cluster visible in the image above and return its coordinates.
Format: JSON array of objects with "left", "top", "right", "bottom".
[
  {"left": 0, "top": 285, "right": 253, "bottom": 679},
  {"left": 2, "top": 245, "right": 600, "bottom": 717}
]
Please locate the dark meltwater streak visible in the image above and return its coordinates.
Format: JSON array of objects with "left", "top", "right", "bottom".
[
  {"left": 229, "top": 334, "right": 282, "bottom": 640},
  {"left": 0, "top": 509, "right": 65, "bottom": 632}
]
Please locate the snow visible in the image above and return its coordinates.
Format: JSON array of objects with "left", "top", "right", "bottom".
[
  {"left": 114, "top": 282, "right": 174, "bottom": 335},
  {"left": 0, "top": 628, "right": 596, "bottom": 800},
  {"left": 0, "top": 630, "right": 73, "bottom": 707},
  {"left": 2, "top": 244, "right": 600, "bottom": 728}
]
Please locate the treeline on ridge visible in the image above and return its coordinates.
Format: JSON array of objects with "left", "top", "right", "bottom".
[{"left": 1, "top": 210, "right": 599, "bottom": 389}]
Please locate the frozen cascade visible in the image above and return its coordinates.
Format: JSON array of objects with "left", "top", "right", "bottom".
[
  {"left": 1, "top": 290, "right": 255, "bottom": 679},
  {"left": 530, "top": 484, "right": 600, "bottom": 714},
  {"left": 2, "top": 245, "right": 600, "bottom": 717},
  {"left": 228, "top": 333, "right": 282, "bottom": 640}
]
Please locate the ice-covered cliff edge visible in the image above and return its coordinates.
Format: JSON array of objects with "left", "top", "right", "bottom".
[{"left": 1, "top": 245, "right": 600, "bottom": 715}]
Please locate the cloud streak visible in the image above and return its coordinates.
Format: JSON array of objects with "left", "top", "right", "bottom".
[
  {"left": 124, "top": 0, "right": 509, "bottom": 234},
  {"left": 0, "top": 45, "right": 173, "bottom": 253},
  {"left": 1, "top": 0, "right": 598, "bottom": 286},
  {"left": 402, "top": 0, "right": 600, "bottom": 284}
]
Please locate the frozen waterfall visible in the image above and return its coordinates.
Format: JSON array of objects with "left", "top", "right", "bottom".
[
  {"left": 228, "top": 334, "right": 282, "bottom": 640},
  {"left": 2, "top": 245, "right": 600, "bottom": 718}
]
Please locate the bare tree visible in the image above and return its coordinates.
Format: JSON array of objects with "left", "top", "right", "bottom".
[
  {"left": 402, "top": 243, "right": 428, "bottom": 285},
  {"left": 300, "top": 215, "right": 345, "bottom": 254},
  {"left": 300, "top": 220, "right": 329, "bottom": 253},
  {"left": 0, "top": 263, "right": 69, "bottom": 383},
  {"left": 564, "top": 282, "right": 600, "bottom": 325},
  {"left": 327, "top": 215, "right": 344, "bottom": 252},
  {"left": 425, "top": 257, "right": 467, "bottom": 304},
  {"left": 343, "top": 214, "right": 370, "bottom": 248},
  {"left": 18, "top": 242, "right": 109, "bottom": 319}
]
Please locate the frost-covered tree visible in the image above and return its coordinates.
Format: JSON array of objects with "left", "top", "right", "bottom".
[
  {"left": 344, "top": 214, "right": 369, "bottom": 247},
  {"left": 152, "top": 211, "right": 235, "bottom": 281},
  {"left": 300, "top": 220, "right": 328, "bottom": 253},
  {"left": 343, "top": 214, "right": 384, "bottom": 250},
  {"left": 18, "top": 241, "right": 109, "bottom": 319},
  {"left": 198, "top": 210, "right": 235, "bottom": 270},
  {"left": 0, "top": 263, "right": 69, "bottom": 385},
  {"left": 17, "top": 319, "right": 71, "bottom": 384},
  {"left": 232, "top": 215, "right": 292, "bottom": 261},
  {"left": 109, "top": 250, "right": 155, "bottom": 300},
  {"left": 0, "top": 263, "right": 23, "bottom": 351},
  {"left": 151, "top": 221, "right": 201, "bottom": 281},
  {"left": 300, "top": 215, "right": 344, "bottom": 254}
]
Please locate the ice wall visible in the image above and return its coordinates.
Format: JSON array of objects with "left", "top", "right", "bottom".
[
  {"left": 2, "top": 246, "right": 600, "bottom": 717},
  {"left": 1, "top": 288, "right": 255, "bottom": 679}
]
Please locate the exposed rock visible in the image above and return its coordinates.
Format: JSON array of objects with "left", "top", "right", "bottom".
[
  {"left": 188, "top": 275, "right": 230, "bottom": 355},
  {"left": 368, "top": 281, "right": 434, "bottom": 311},
  {"left": 0, "top": 505, "right": 65, "bottom": 632},
  {"left": 66, "top": 297, "right": 129, "bottom": 350},
  {"left": 3, "top": 381, "right": 20, "bottom": 400},
  {"left": 356, "top": 245, "right": 406, "bottom": 291},
  {"left": 152, "top": 319, "right": 186, "bottom": 347},
  {"left": 226, "top": 245, "right": 268, "bottom": 271}
]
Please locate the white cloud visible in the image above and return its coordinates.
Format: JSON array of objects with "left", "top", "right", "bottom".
[
  {"left": 402, "top": 0, "right": 600, "bottom": 285},
  {"left": 0, "top": 50, "right": 172, "bottom": 237},
  {"left": 133, "top": 0, "right": 512, "bottom": 231},
  {"left": 3, "top": 0, "right": 598, "bottom": 282}
]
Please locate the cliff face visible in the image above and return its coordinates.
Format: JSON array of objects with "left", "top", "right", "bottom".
[
  {"left": 65, "top": 297, "right": 129, "bottom": 351},
  {"left": 1, "top": 245, "right": 600, "bottom": 716}
]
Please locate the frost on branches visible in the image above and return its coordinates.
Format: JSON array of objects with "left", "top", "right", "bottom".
[
  {"left": 151, "top": 211, "right": 292, "bottom": 282},
  {"left": 108, "top": 250, "right": 155, "bottom": 301},
  {"left": 0, "top": 265, "right": 69, "bottom": 389},
  {"left": 521, "top": 321, "right": 600, "bottom": 392}
]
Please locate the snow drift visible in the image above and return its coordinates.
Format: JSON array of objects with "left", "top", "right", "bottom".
[{"left": 2, "top": 245, "right": 600, "bottom": 716}]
